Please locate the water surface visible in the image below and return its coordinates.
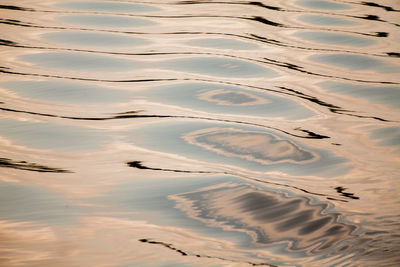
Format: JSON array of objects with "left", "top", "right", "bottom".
[{"left": 1, "top": 0, "right": 399, "bottom": 266}]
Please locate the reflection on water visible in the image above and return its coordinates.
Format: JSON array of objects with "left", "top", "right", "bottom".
[
  {"left": 58, "top": 14, "right": 157, "bottom": 28},
  {"left": 311, "top": 54, "right": 400, "bottom": 73},
  {"left": 42, "top": 31, "right": 151, "bottom": 47},
  {"left": 0, "top": 158, "right": 71, "bottom": 173},
  {"left": 0, "top": 119, "right": 110, "bottom": 152},
  {"left": 298, "top": 14, "right": 359, "bottom": 26},
  {"left": 1, "top": 0, "right": 400, "bottom": 266},
  {"left": 132, "top": 122, "right": 351, "bottom": 177},
  {"left": 20, "top": 52, "right": 140, "bottom": 72},
  {"left": 198, "top": 89, "right": 269, "bottom": 106},
  {"left": 318, "top": 81, "right": 400, "bottom": 109},
  {"left": 56, "top": 1, "right": 161, "bottom": 13},
  {"left": 185, "top": 38, "right": 260, "bottom": 50},
  {"left": 293, "top": 31, "right": 376, "bottom": 47},
  {"left": 370, "top": 126, "right": 400, "bottom": 153},
  {"left": 1, "top": 80, "right": 133, "bottom": 104},
  {"left": 138, "top": 82, "right": 316, "bottom": 119},
  {"left": 0, "top": 181, "right": 85, "bottom": 224},
  {"left": 183, "top": 127, "right": 316, "bottom": 164},
  {"left": 163, "top": 56, "right": 280, "bottom": 78},
  {"left": 21, "top": 52, "right": 278, "bottom": 78},
  {"left": 171, "top": 183, "right": 357, "bottom": 255},
  {"left": 295, "top": 0, "right": 351, "bottom": 10}
]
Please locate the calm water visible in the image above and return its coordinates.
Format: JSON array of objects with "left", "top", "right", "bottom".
[{"left": 1, "top": 0, "right": 399, "bottom": 266}]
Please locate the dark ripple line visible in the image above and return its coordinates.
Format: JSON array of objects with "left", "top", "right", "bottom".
[
  {"left": 2, "top": 39, "right": 398, "bottom": 86},
  {"left": 248, "top": 33, "right": 399, "bottom": 60},
  {"left": 358, "top": 1, "right": 400, "bottom": 12},
  {"left": 185, "top": 78, "right": 394, "bottom": 122},
  {"left": 0, "top": 5, "right": 396, "bottom": 39},
  {"left": 126, "top": 161, "right": 350, "bottom": 202},
  {"left": 0, "top": 67, "right": 178, "bottom": 83},
  {"left": 138, "top": 238, "right": 277, "bottom": 266},
  {"left": 0, "top": 157, "right": 72, "bottom": 173},
  {"left": 330, "top": 110, "right": 390, "bottom": 122},
  {"left": 0, "top": 65, "right": 330, "bottom": 108},
  {"left": 261, "top": 57, "right": 400, "bottom": 86},
  {"left": 335, "top": 186, "right": 359, "bottom": 200},
  {"left": 137, "top": 14, "right": 391, "bottom": 39},
  {"left": 0, "top": 68, "right": 393, "bottom": 122},
  {"left": 171, "top": 1, "right": 400, "bottom": 27},
  {"left": 0, "top": 106, "right": 329, "bottom": 139},
  {"left": 0, "top": 4, "right": 34, "bottom": 11},
  {"left": 1, "top": 18, "right": 397, "bottom": 59},
  {"left": 3, "top": 2, "right": 399, "bottom": 27},
  {"left": 127, "top": 0, "right": 400, "bottom": 13}
]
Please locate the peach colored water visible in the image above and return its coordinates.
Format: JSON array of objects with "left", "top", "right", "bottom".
[{"left": 1, "top": 1, "right": 399, "bottom": 266}]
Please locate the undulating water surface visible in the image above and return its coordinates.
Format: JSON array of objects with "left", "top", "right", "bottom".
[{"left": 1, "top": 0, "right": 399, "bottom": 266}]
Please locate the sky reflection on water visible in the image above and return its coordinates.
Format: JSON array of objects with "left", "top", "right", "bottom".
[{"left": 1, "top": 0, "right": 399, "bottom": 266}]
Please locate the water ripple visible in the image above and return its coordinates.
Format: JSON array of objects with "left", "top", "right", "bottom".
[{"left": 1, "top": 0, "right": 399, "bottom": 266}]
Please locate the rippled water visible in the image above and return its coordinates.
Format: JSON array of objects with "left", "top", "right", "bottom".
[{"left": 1, "top": 0, "right": 399, "bottom": 266}]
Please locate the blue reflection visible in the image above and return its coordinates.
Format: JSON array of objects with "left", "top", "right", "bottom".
[
  {"left": 0, "top": 181, "right": 84, "bottom": 224},
  {"left": 42, "top": 31, "right": 151, "bottom": 47},
  {"left": 0, "top": 119, "right": 110, "bottom": 152},
  {"left": 298, "top": 15, "right": 359, "bottom": 26},
  {"left": 370, "top": 127, "right": 400, "bottom": 152},
  {"left": 310, "top": 54, "right": 400, "bottom": 73},
  {"left": 1, "top": 80, "right": 133, "bottom": 104},
  {"left": 58, "top": 14, "right": 156, "bottom": 28},
  {"left": 295, "top": 0, "right": 351, "bottom": 10},
  {"left": 20, "top": 52, "right": 140, "bottom": 72}
]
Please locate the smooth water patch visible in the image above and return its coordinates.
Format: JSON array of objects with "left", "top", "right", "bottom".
[
  {"left": 0, "top": 119, "right": 110, "bottom": 152},
  {"left": 293, "top": 31, "right": 376, "bottom": 47},
  {"left": 298, "top": 15, "right": 359, "bottom": 26},
  {"left": 184, "top": 38, "right": 260, "bottom": 50},
  {"left": 20, "top": 52, "right": 140, "bottom": 72},
  {"left": 42, "top": 31, "right": 151, "bottom": 47},
  {"left": 1, "top": 80, "right": 133, "bottom": 104},
  {"left": 310, "top": 54, "right": 400, "bottom": 74},
  {"left": 318, "top": 81, "right": 400, "bottom": 108},
  {"left": 141, "top": 82, "right": 316, "bottom": 119},
  {"left": 130, "top": 122, "right": 351, "bottom": 177},
  {"left": 295, "top": 0, "right": 351, "bottom": 10},
  {"left": 58, "top": 14, "right": 156, "bottom": 28},
  {"left": 370, "top": 127, "right": 400, "bottom": 153},
  {"left": 163, "top": 57, "right": 280, "bottom": 78},
  {"left": 0, "top": 181, "right": 84, "bottom": 224},
  {"left": 56, "top": 1, "right": 160, "bottom": 13}
]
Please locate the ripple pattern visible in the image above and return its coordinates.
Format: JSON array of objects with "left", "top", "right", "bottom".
[{"left": 1, "top": 0, "right": 399, "bottom": 266}]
